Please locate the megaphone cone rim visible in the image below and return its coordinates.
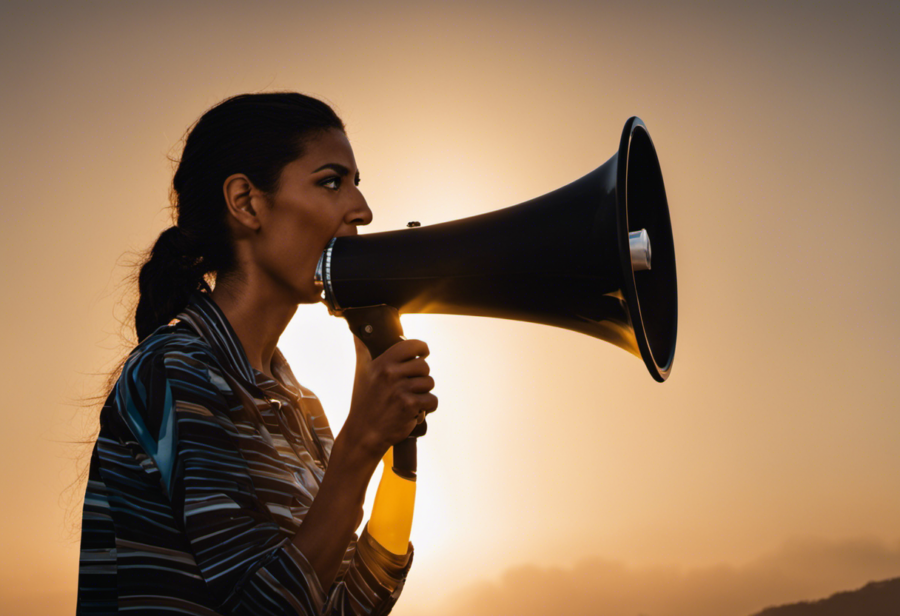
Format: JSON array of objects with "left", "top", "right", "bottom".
[{"left": 616, "top": 116, "right": 677, "bottom": 382}]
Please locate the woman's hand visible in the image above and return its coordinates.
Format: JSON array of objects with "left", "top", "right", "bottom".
[{"left": 342, "top": 334, "right": 438, "bottom": 465}]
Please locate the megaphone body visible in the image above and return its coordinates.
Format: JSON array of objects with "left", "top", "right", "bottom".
[{"left": 316, "top": 117, "right": 677, "bottom": 475}]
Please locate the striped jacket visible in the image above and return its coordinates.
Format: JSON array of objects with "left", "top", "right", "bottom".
[{"left": 77, "top": 289, "right": 413, "bottom": 615}]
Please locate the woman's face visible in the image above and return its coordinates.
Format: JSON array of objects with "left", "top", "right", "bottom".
[{"left": 255, "top": 128, "right": 372, "bottom": 303}]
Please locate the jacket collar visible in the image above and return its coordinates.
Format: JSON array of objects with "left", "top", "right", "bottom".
[
  {"left": 174, "top": 289, "right": 295, "bottom": 396},
  {"left": 170, "top": 290, "right": 329, "bottom": 465}
]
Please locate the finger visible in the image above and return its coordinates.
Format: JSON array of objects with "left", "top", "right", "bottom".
[
  {"left": 394, "top": 357, "right": 430, "bottom": 378},
  {"left": 414, "top": 392, "right": 438, "bottom": 414},
  {"left": 406, "top": 375, "right": 435, "bottom": 394},
  {"left": 382, "top": 338, "right": 429, "bottom": 363}
]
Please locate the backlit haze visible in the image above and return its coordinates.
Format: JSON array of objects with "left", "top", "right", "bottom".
[{"left": 1, "top": 2, "right": 898, "bottom": 615}]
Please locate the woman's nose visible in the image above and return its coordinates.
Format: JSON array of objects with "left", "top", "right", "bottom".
[{"left": 347, "top": 192, "right": 373, "bottom": 227}]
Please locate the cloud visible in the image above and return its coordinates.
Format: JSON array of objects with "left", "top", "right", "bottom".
[{"left": 432, "top": 536, "right": 900, "bottom": 616}]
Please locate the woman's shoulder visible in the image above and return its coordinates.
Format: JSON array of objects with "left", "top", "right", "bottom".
[{"left": 121, "top": 320, "right": 225, "bottom": 384}]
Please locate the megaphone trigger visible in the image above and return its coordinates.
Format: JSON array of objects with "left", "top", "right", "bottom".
[{"left": 343, "top": 305, "right": 405, "bottom": 358}]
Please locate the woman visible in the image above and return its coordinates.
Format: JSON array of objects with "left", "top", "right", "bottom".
[{"left": 77, "top": 92, "right": 438, "bottom": 615}]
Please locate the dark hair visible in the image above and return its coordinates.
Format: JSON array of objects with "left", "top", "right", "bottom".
[{"left": 135, "top": 91, "right": 345, "bottom": 342}]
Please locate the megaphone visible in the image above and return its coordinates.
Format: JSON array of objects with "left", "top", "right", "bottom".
[{"left": 315, "top": 116, "right": 677, "bottom": 477}]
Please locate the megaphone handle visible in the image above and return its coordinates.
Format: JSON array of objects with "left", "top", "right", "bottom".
[{"left": 342, "top": 305, "right": 423, "bottom": 480}]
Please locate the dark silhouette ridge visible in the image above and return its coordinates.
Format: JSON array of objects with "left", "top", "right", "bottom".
[{"left": 751, "top": 577, "right": 900, "bottom": 616}]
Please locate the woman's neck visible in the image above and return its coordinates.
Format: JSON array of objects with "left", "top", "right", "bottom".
[{"left": 209, "top": 275, "right": 299, "bottom": 379}]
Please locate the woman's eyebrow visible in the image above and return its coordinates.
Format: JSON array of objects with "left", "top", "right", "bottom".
[{"left": 312, "top": 163, "right": 350, "bottom": 175}]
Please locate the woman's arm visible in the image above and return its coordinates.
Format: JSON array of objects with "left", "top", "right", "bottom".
[
  {"left": 289, "top": 429, "right": 379, "bottom": 591},
  {"left": 290, "top": 334, "right": 436, "bottom": 592}
]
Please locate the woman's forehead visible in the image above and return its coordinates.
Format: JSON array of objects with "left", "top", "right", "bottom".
[{"left": 299, "top": 129, "right": 356, "bottom": 170}]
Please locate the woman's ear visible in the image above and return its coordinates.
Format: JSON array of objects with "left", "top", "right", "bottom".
[{"left": 222, "top": 173, "right": 263, "bottom": 232}]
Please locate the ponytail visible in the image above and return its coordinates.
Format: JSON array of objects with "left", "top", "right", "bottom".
[{"left": 135, "top": 225, "right": 211, "bottom": 342}]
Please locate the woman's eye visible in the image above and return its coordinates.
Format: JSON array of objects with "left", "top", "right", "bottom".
[{"left": 322, "top": 177, "right": 341, "bottom": 190}]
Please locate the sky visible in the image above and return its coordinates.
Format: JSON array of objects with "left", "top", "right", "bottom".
[{"left": 1, "top": 1, "right": 898, "bottom": 615}]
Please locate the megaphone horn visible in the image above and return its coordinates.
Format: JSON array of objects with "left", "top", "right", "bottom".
[{"left": 316, "top": 117, "right": 677, "bottom": 475}]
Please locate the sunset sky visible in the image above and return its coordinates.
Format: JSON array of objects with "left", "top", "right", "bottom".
[{"left": 2, "top": 2, "right": 898, "bottom": 615}]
